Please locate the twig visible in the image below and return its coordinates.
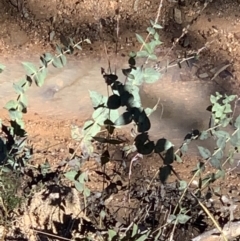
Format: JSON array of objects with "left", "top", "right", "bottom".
[
  {"left": 128, "top": 153, "right": 143, "bottom": 179},
  {"left": 191, "top": 193, "right": 228, "bottom": 241},
  {"left": 192, "top": 221, "right": 240, "bottom": 241},
  {"left": 63, "top": 141, "right": 81, "bottom": 172},
  {"left": 139, "top": 0, "right": 163, "bottom": 52},
  {"left": 30, "top": 228, "right": 71, "bottom": 240},
  {"left": 210, "top": 63, "right": 231, "bottom": 81},
  {"left": 162, "top": 1, "right": 210, "bottom": 60},
  {"left": 168, "top": 170, "right": 200, "bottom": 241},
  {"left": 156, "top": 40, "right": 214, "bottom": 74},
  {"left": 230, "top": 96, "right": 240, "bottom": 121}
]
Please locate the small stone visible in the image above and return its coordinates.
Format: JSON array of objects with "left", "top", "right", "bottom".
[
  {"left": 0, "top": 226, "right": 5, "bottom": 239},
  {"left": 174, "top": 7, "right": 183, "bottom": 24},
  {"left": 190, "top": 180, "right": 198, "bottom": 187},
  {"left": 198, "top": 72, "right": 209, "bottom": 79},
  {"left": 234, "top": 32, "right": 240, "bottom": 40}
]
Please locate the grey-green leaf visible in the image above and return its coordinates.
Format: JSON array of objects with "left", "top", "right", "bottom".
[
  {"left": 78, "top": 172, "right": 88, "bottom": 183},
  {"left": 22, "top": 62, "right": 38, "bottom": 76},
  {"left": 178, "top": 180, "right": 187, "bottom": 191},
  {"left": 42, "top": 53, "right": 53, "bottom": 64},
  {"left": 132, "top": 223, "right": 138, "bottom": 237},
  {"left": 19, "top": 94, "right": 28, "bottom": 108},
  {"left": 92, "top": 107, "right": 108, "bottom": 125},
  {"left": 200, "top": 131, "right": 209, "bottom": 140},
  {"left": 34, "top": 67, "right": 48, "bottom": 87},
  {"left": 198, "top": 146, "right": 211, "bottom": 159},
  {"left": 137, "top": 50, "right": 149, "bottom": 58},
  {"left": 5, "top": 100, "right": 18, "bottom": 110},
  {"left": 148, "top": 54, "right": 158, "bottom": 60},
  {"left": 136, "top": 233, "right": 149, "bottom": 241},
  {"left": 209, "top": 156, "right": 222, "bottom": 170},
  {"left": 84, "top": 122, "right": 101, "bottom": 141},
  {"left": 9, "top": 109, "right": 23, "bottom": 120},
  {"left": 216, "top": 136, "right": 226, "bottom": 149},
  {"left": 52, "top": 56, "right": 64, "bottom": 68},
  {"left": 230, "top": 134, "right": 240, "bottom": 147},
  {"left": 180, "top": 143, "right": 188, "bottom": 154},
  {"left": 13, "top": 82, "right": 24, "bottom": 94},
  {"left": 89, "top": 91, "right": 106, "bottom": 108},
  {"left": 234, "top": 115, "right": 240, "bottom": 129},
  {"left": 0, "top": 64, "right": 5, "bottom": 73},
  {"left": 147, "top": 27, "right": 155, "bottom": 35},
  {"left": 144, "top": 68, "right": 161, "bottom": 83},
  {"left": 59, "top": 55, "right": 67, "bottom": 67},
  {"left": 214, "top": 130, "right": 230, "bottom": 139},
  {"left": 150, "top": 19, "right": 163, "bottom": 29},
  {"left": 177, "top": 214, "right": 191, "bottom": 224},
  {"left": 64, "top": 170, "right": 78, "bottom": 181},
  {"left": 75, "top": 181, "right": 84, "bottom": 192},
  {"left": 108, "top": 229, "right": 117, "bottom": 241},
  {"left": 129, "top": 67, "right": 144, "bottom": 85},
  {"left": 84, "top": 187, "right": 91, "bottom": 197},
  {"left": 136, "top": 33, "right": 145, "bottom": 45},
  {"left": 114, "top": 112, "right": 133, "bottom": 126},
  {"left": 210, "top": 157, "right": 222, "bottom": 170}
]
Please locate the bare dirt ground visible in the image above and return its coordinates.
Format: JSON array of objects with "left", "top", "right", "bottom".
[{"left": 1, "top": 0, "right": 240, "bottom": 240}]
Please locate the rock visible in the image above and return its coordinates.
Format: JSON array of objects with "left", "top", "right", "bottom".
[
  {"left": 174, "top": 7, "right": 183, "bottom": 24},
  {"left": 234, "top": 32, "right": 240, "bottom": 40},
  {"left": 0, "top": 226, "right": 5, "bottom": 240},
  {"left": 198, "top": 72, "right": 209, "bottom": 79}
]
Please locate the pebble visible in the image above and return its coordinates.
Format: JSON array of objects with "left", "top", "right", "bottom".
[{"left": 198, "top": 72, "right": 209, "bottom": 79}]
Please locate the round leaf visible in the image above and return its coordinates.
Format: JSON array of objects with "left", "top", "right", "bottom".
[
  {"left": 178, "top": 180, "right": 187, "bottom": 191},
  {"left": 200, "top": 131, "right": 209, "bottom": 140},
  {"left": 64, "top": 170, "right": 78, "bottom": 181},
  {"left": 0, "top": 64, "right": 5, "bottom": 73},
  {"left": 34, "top": 67, "right": 48, "bottom": 87},
  {"left": 137, "top": 141, "right": 155, "bottom": 155},
  {"left": 198, "top": 146, "right": 211, "bottom": 159},
  {"left": 177, "top": 214, "right": 191, "bottom": 224},
  {"left": 89, "top": 91, "right": 106, "bottom": 108},
  {"left": 155, "top": 138, "right": 173, "bottom": 153},
  {"left": 114, "top": 112, "right": 133, "bottom": 126},
  {"left": 52, "top": 56, "right": 64, "bottom": 68},
  {"left": 159, "top": 165, "right": 171, "bottom": 183},
  {"left": 107, "top": 94, "right": 121, "bottom": 109},
  {"left": 136, "top": 111, "right": 151, "bottom": 133},
  {"left": 5, "top": 100, "right": 18, "bottom": 110},
  {"left": 164, "top": 147, "right": 174, "bottom": 165},
  {"left": 75, "top": 181, "right": 84, "bottom": 192},
  {"left": 143, "top": 67, "right": 161, "bottom": 83},
  {"left": 22, "top": 62, "right": 38, "bottom": 75},
  {"left": 210, "top": 157, "right": 222, "bottom": 170},
  {"left": 84, "top": 187, "right": 91, "bottom": 197},
  {"left": 103, "top": 74, "right": 118, "bottom": 85}
]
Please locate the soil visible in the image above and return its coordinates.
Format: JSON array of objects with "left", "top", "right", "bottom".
[{"left": 0, "top": 0, "right": 240, "bottom": 240}]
